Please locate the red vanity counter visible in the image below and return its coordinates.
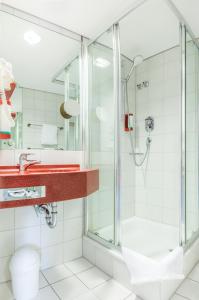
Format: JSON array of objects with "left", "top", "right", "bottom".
[{"left": 0, "top": 164, "right": 99, "bottom": 208}]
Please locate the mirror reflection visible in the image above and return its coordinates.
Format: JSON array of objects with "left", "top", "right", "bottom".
[{"left": 0, "top": 11, "right": 81, "bottom": 150}]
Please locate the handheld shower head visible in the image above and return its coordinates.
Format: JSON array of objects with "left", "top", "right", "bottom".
[{"left": 133, "top": 55, "right": 143, "bottom": 67}]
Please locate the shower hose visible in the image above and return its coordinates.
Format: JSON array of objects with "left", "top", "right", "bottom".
[{"left": 124, "top": 80, "right": 152, "bottom": 167}]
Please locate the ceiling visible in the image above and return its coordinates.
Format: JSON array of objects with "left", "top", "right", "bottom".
[
  {"left": 1, "top": 0, "right": 143, "bottom": 39},
  {"left": 119, "top": 0, "right": 179, "bottom": 60},
  {"left": 172, "top": 0, "right": 199, "bottom": 37},
  {"left": 1, "top": 0, "right": 199, "bottom": 40},
  {"left": 0, "top": 0, "right": 198, "bottom": 94}
]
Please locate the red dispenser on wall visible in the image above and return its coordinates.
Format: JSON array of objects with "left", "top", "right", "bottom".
[{"left": 124, "top": 113, "right": 133, "bottom": 131}]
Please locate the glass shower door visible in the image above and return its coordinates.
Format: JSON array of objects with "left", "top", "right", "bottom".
[
  {"left": 86, "top": 29, "right": 115, "bottom": 244},
  {"left": 185, "top": 29, "right": 199, "bottom": 243}
]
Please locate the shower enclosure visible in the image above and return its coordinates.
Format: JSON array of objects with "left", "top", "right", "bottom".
[{"left": 83, "top": 0, "right": 199, "bottom": 258}]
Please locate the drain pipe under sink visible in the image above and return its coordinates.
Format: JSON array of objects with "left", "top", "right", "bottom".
[{"left": 34, "top": 202, "right": 57, "bottom": 228}]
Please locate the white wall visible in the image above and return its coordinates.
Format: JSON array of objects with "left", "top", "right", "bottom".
[
  {"left": 134, "top": 46, "right": 181, "bottom": 226},
  {"left": 0, "top": 150, "right": 83, "bottom": 283},
  {"left": 22, "top": 88, "right": 65, "bottom": 149},
  {"left": 121, "top": 46, "right": 181, "bottom": 227}
]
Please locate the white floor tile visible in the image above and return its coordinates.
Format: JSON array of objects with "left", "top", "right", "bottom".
[
  {"left": 42, "top": 264, "right": 73, "bottom": 284},
  {"left": 171, "top": 295, "right": 188, "bottom": 300},
  {"left": 77, "top": 267, "right": 110, "bottom": 289},
  {"left": 92, "top": 279, "right": 131, "bottom": 300},
  {"left": 0, "top": 282, "right": 13, "bottom": 300},
  {"left": 125, "top": 294, "right": 142, "bottom": 300},
  {"left": 39, "top": 272, "right": 49, "bottom": 289},
  {"left": 189, "top": 263, "right": 199, "bottom": 282},
  {"left": 177, "top": 278, "right": 199, "bottom": 300},
  {"left": 33, "top": 286, "right": 59, "bottom": 300},
  {"left": 52, "top": 276, "right": 88, "bottom": 299},
  {"left": 74, "top": 291, "right": 98, "bottom": 300},
  {"left": 65, "top": 258, "right": 93, "bottom": 274}
]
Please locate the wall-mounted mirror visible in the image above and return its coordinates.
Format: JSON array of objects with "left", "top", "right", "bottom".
[{"left": 0, "top": 10, "right": 81, "bottom": 150}]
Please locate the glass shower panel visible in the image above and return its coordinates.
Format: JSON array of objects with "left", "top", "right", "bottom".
[
  {"left": 87, "top": 29, "right": 115, "bottom": 243},
  {"left": 118, "top": 0, "right": 181, "bottom": 255},
  {"left": 185, "top": 31, "right": 199, "bottom": 242},
  {"left": 64, "top": 57, "right": 80, "bottom": 151}
]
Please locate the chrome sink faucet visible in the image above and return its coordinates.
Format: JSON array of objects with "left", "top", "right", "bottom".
[{"left": 19, "top": 153, "right": 41, "bottom": 172}]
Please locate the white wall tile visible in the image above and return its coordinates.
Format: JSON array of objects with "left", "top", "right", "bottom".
[
  {"left": 0, "top": 150, "right": 15, "bottom": 165},
  {"left": 41, "top": 222, "right": 63, "bottom": 248},
  {"left": 14, "top": 149, "right": 41, "bottom": 164},
  {"left": 15, "top": 206, "right": 40, "bottom": 229},
  {"left": 64, "top": 238, "right": 82, "bottom": 262},
  {"left": 124, "top": 47, "right": 181, "bottom": 227},
  {"left": 0, "top": 209, "right": 14, "bottom": 231},
  {"left": 64, "top": 218, "right": 82, "bottom": 242},
  {"left": 15, "top": 226, "right": 41, "bottom": 250},
  {"left": 64, "top": 199, "right": 83, "bottom": 219},
  {"left": 41, "top": 244, "right": 63, "bottom": 270},
  {"left": 40, "top": 150, "right": 82, "bottom": 164},
  {"left": 95, "top": 247, "right": 113, "bottom": 276},
  {"left": 0, "top": 231, "right": 14, "bottom": 257},
  {"left": 83, "top": 238, "right": 96, "bottom": 265}
]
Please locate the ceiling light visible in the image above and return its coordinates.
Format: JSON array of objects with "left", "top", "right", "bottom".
[
  {"left": 24, "top": 31, "right": 41, "bottom": 45},
  {"left": 94, "top": 57, "right": 110, "bottom": 68}
]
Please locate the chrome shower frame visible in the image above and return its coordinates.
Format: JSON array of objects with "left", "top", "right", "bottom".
[{"left": 81, "top": 0, "right": 199, "bottom": 251}]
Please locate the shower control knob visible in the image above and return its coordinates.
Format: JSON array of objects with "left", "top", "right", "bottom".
[{"left": 145, "top": 116, "right": 154, "bottom": 133}]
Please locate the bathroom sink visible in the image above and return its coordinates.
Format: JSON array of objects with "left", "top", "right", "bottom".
[
  {"left": 0, "top": 164, "right": 99, "bottom": 209},
  {"left": 26, "top": 165, "right": 80, "bottom": 174},
  {"left": 0, "top": 164, "right": 80, "bottom": 175}
]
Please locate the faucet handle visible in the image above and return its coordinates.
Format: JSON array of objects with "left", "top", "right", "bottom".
[
  {"left": 20, "top": 153, "right": 34, "bottom": 158},
  {"left": 19, "top": 153, "right": 35, "bottom": 162}
]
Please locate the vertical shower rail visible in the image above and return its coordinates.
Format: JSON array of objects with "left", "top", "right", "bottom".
[
  {"left": 113, "top": 23, "right": 122, "bottom": 247},
  {"left": 180, "top": 23, "right": 186, "bottom": 247}
]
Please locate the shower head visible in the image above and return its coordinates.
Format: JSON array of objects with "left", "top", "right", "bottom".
[
  {"left": 133, "top": 55, "right": 143, "bottom": 67},
  {"left": 125, "top": 55, "right": 143, "bottom": 82}
]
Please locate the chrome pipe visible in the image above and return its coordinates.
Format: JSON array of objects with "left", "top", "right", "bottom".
[
  {"left": 35, "top": 202, "right": 57, "bottom": 229},
  {"left": 113, "top": 23, "right": 122, "bottom": 247},
  {"left": 180, "top": 23, "right": 186, "bottom": 246}
]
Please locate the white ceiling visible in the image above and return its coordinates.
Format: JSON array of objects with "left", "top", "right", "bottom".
[
  {"left": 1, "top": 0, "right": 143, "bottom": 39},
  {"left": 0, "top": 0, "right": 198, "bottom": 94},
  {"left": 119, "top": 0, "right": 179, "bottom": 60},
  {"left": 2, "top": 0, "right": 199, "bottom": 40},
  {"left": 172, "top": 0, "right": 199, "bottom": 37}
]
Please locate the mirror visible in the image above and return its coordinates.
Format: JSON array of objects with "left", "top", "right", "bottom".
[{"left": 0, "top": 11, "right": 81, "bottom": 150}]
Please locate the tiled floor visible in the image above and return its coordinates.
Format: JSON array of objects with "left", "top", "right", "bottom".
[
  {"left": 0, "top": 257, "right": 138, "bottom": 300},
  {"left": 171, "top": 262, "right": 199, "bottom": 300},
  {"left": 1, "top": 257, "right": 199, "bottom": 300}
]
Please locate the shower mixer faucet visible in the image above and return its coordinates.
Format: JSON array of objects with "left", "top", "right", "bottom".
[{"left": 145, "top": 116, "right": 154, "bottom": 133}]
